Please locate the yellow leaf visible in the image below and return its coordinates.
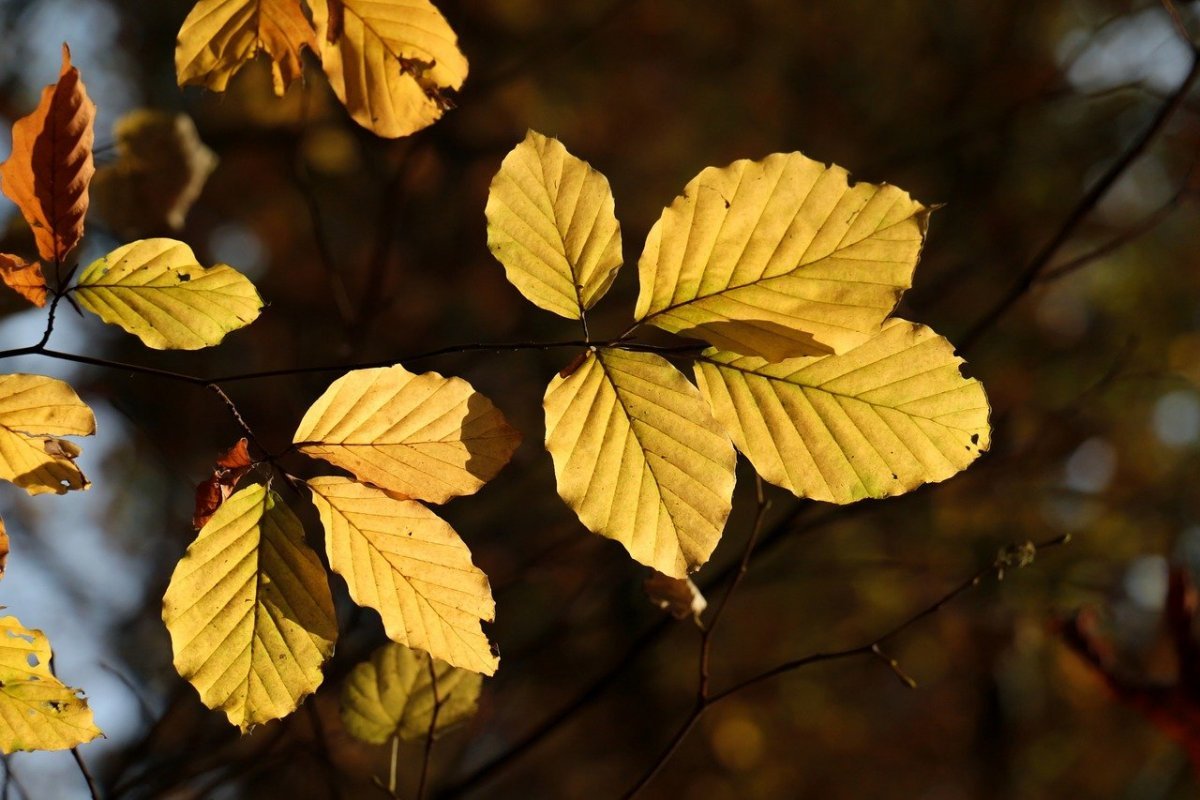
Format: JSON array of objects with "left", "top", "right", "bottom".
[
  {"left": 308, "top": 477, "right": 498, "bottom": 675},
  {"left": 309, "top": 0, "right": 468, "bottom": 138},
  {"left": 694, "top": 319, "right": 990, "bottom": 504},
  {"left": 176, "top": 0, "right": 318, "bottom": 95},
  {"left": 294, "top": 366, "right": 521, "bottom": 505},
  {"left": 0, "top": 253, "right": 47, "bottom": 308},
  {"left": 0, "top": 616, "right": 102, "bottom": 753},
  {"left": 635, "top": 151, "right": 929, "bottom": 361},
  {"left": 74, "top": 238, "right": 263, "bottom": 350},
  {"left": 543, "top": 349, "right": 736, "bottom": 578},
  {"left": 486, "top": 131, "right": 623, "bottom": 320},
  {"left": 0, "top": 374, "right": 94, "bottom": 495},
  {"left": 0, "top": 45, "right": 95, "bottom": 264},
  {"left": 91, "top": 110, "right": 218, "bottom": 238},
  {"left": 341, "top": 641, "right": 482, "bottom": 744},
  {"left": 162, "top": 483, "right": 337, "bottom": 731}
]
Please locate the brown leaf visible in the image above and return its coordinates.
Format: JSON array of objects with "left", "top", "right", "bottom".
[
  {"left": 0, "top": 45, "right": 95, "bottom": 264},
  {"left": 644, "top": 572, "right": 707, "bottom": 625},
  {"left": 325, "top": 0, "right": 345, "bottom": 43},
  {"left": 90, "top": 111, "right": 217, "bottom": 238},
  {"left": 193, "top": 438, "right": 254, "bottom": 529},
  {"left": 0, "top": 253, "right": 47, "bottom": 308}
]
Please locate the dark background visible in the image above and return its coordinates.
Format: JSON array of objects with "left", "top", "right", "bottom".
[{"left": 2, "top": 0, "right": 1200, "bottom": 797}]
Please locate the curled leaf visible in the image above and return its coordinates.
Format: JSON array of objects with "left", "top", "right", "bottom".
[
  {"left": 0, "top": 374, "right": 95, "bottom": 495},
  {"left": 0, "top": 254, "right": 47, "bottom": 308},
  {"left": 0, "top": 45, "right": 95, "bottom": 264},
  {"left": 192, "top": 438, "right": 254, "bottom": 529}
]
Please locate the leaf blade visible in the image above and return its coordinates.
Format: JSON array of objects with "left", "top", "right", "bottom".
[
  {"left": 0, "top": 374, "right": 94, "bottom": 495},
  {"left": 694, "top": 319, "right": 990, "bottom": 504},
  {"left": 74, "top": 238, "right": 263, "bottom": 350},
  {"left": 543, "top": 349, "right": 736, "bottom": 577},
  {"left": 308, "top": 477, "right": 498, "bottom": 675},
  {"left": 162, "top": 484, "right": 337, "bottom": 731},
  {"left": 0, "top": 254, "right": 47, "bottom": 308},
  {"left": 486, "top": 131, "right": 623, "bottom": 319},
  {"left": 635, "top": 152, "right": 928, "bottom": 360}
]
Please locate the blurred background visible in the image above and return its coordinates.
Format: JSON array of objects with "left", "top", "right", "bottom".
[{"left": 2, "top": 0, "right": 1200, "bottom": 797}]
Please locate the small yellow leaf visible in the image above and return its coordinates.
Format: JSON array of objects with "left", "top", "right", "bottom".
[
  {"left": 294, "top": 366, "right": 521, "bottom": 505},
  {"left": 309, "top": 0, "right": 468, "bottom": 138},
  {"left": 162, "top": 483, "right": 337, "bottom": 731},
  {"left": 308, "top": 477, "right": 498, "bottom": 675},
  {"left": 0, "top": 374, "right": 94, "bottom": 495},
  {"left": 543, "top": 349, "right": 736, "bottom": 578},
  {"left": 694, "top": 319, "right": 990, "bottom": 504},
  {"left": 486, "top": 131, "right": 623, "bottom": 320},
  {"left": 176, "top": 0, "right": 318, "bottom": 95},
  {"left": 635, "top": 151, "right": 929, "bottom": 361},
  {"left": 74, "top": 238, "right": 263, "bottom": 350},
  {"left": 0, "top": 253, "right": 47, "bottom": 308},
  {"left": 91, "top": 110, "right": 218, "bottom": 238},
  {"left": 341, "top": 641, "right": 482, "bottom": 745},
  {"left": 0, "top": 45, "right": 95, "bottom": 264},
  {"left": 0, "top": 616, "right": 102, "bottom": 753}
]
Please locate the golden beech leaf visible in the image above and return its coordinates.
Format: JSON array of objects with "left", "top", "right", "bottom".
[
  {"left": 163, "top": 483, "right": 337, "bottom": 731},
  {"left": 176, "top": 0, "right": 318, "bottom": 96},
  {"left": 543, "top": 349, "right": 736, "bottom": 578},
  {"left": 486, "top": 131, "right": 623, "bottom": 320},
  {"left": 309, "top": 0, "right": 468, "bottom": 138},
  {"left": 644, "top": 572, "right": 707, "bottom": 624},
  {"left": 91, "top": 110, "right": 218, "bottom": 238},
  {"left": 0, "top": 45, "right": 95, "bottom": 264},
  {"left": 0, "top": 616, "right": 103, "bottom": 753},
  {"left": 308, "top": 477, "right": 499, "bottom": 675},
  {"left": 635, "top": 151, "right": 929, "bottom": 361},
  {"left": 694, "top": 319, "right": 991, "bottom": 504},
  {"left": 0, "top": 253, "right": 47, "bottom": 308},
  {"left": 341, "top": 641, "right": 482, "bottom": 744},
  {"left": 294, "top": 366, "right": 521, "bottom": 505},
  {"left": 74, "top": 238, "right": 263, "bottom": 350},
  {"left": 0, "top": 374, "right": 94, "bottom": 495}
]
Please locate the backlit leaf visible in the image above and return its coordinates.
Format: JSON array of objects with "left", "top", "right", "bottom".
[
  {"left": 294, "top": 366, "right": 521, "bottom": 505},
  {"left": 635, "top": 151, "right": 929, "bottom": 361},
  {"left": 91, "top": 110, "right": 218, "bottom": 238},
  {"left": 0, "top": 616, "right": 102, "bottom": 753},
  {"left": 694, "top": 319, "right": 990, "bottom": 504},
  {"left": 341, "top": 641, "right": 482, "bottom": 744},
  {"left": 193, "top": 438, "right": 254, "bottom": 529},
  {"left": 0, "top": 45, "right": 95, "bottom": 264},
  {"left": 176, "top": 0, "right": 318, "bottom": 96},
  {"left": 162, "top": 483, "right": 337, "bottom": 731},
  {"left": 543, "top": 348, "right": 736, "bottom": 578},
  {"left": 308, "top": 477, "right": 498, "bottom": 675},
  {"left": 0, "top": 517, "right": 8, "bottom": 581},
  {"left": 486, "top": 131, "right": 622, "bottom": 320},
  {"left": 74, "top": 238, "right": 263, "bottom": 350},
  {"left": 0, "top": 253, "right": 47, "bottom": 308},
  {"left": 0, "top": 374, "right": 94, "bottom": 495},
  {"left": 309, "top": 0, "right": 468, "bottom": 138}
]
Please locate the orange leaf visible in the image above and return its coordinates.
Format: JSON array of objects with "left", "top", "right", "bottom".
[
  {"left": 0, "top": 253, "right": 47, "bottom": 307},
  {"left": 0, "top": 45, "right": 95, "bottom": 264},
  {"left": 192, "top": 438, "right": 254, "bottom": 529},
  {"left": 216, "top": 437, "right": 253, "bottom": 470}
]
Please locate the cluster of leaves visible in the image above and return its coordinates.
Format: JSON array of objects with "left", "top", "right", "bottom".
[
  {"left": 486, "top": 131, "right": 993, "bottom": 582},
  {"left": 175, "top": 0, "right": 468, "bottom": 138}
]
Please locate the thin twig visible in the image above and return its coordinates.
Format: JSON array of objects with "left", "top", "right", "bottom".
[{"left": 418, "top": 656, "right": 443, "bottom": 800}]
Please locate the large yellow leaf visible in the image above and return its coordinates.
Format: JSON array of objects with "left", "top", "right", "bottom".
[
  {"left": 294, "top": 366, "right": 521, "bottom": 505},
  {"left": 0, "top": 616, "right": 102, "bottom": 753},
  {"left": 162, "top": 483, "right": 337, "bottom": 731},
  {"left": 0, "top": 374, "right": 94, "bottom": 495},
  {"left": 308, "top": 477, "right": 498, "bottom": 675},
  {"left": 74, "top": 238, "right": 263, "bottom": 350},
  {"left": 0, "top": 45, "right": 95, "bottom": 264},
  {"left": 176, "top": 0, "right": 318, "bottom": 96},
  {"left": 341, "top": 641, "right": 482, "bottom": 744},
  {"left": 486, "top": 131, "right": 623, "bottom": 320},
  {"left": 694, "top": 319, "right": 990, "bottom": 504},
  {"left": 543, "top": 349, "right": 736, "bottom": 578},
  {"left": 634, "top": 151, "right": 929, "bottom": 361},
  {"left": 309, "top": 0, "right": 468, "bottom": 138}
]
